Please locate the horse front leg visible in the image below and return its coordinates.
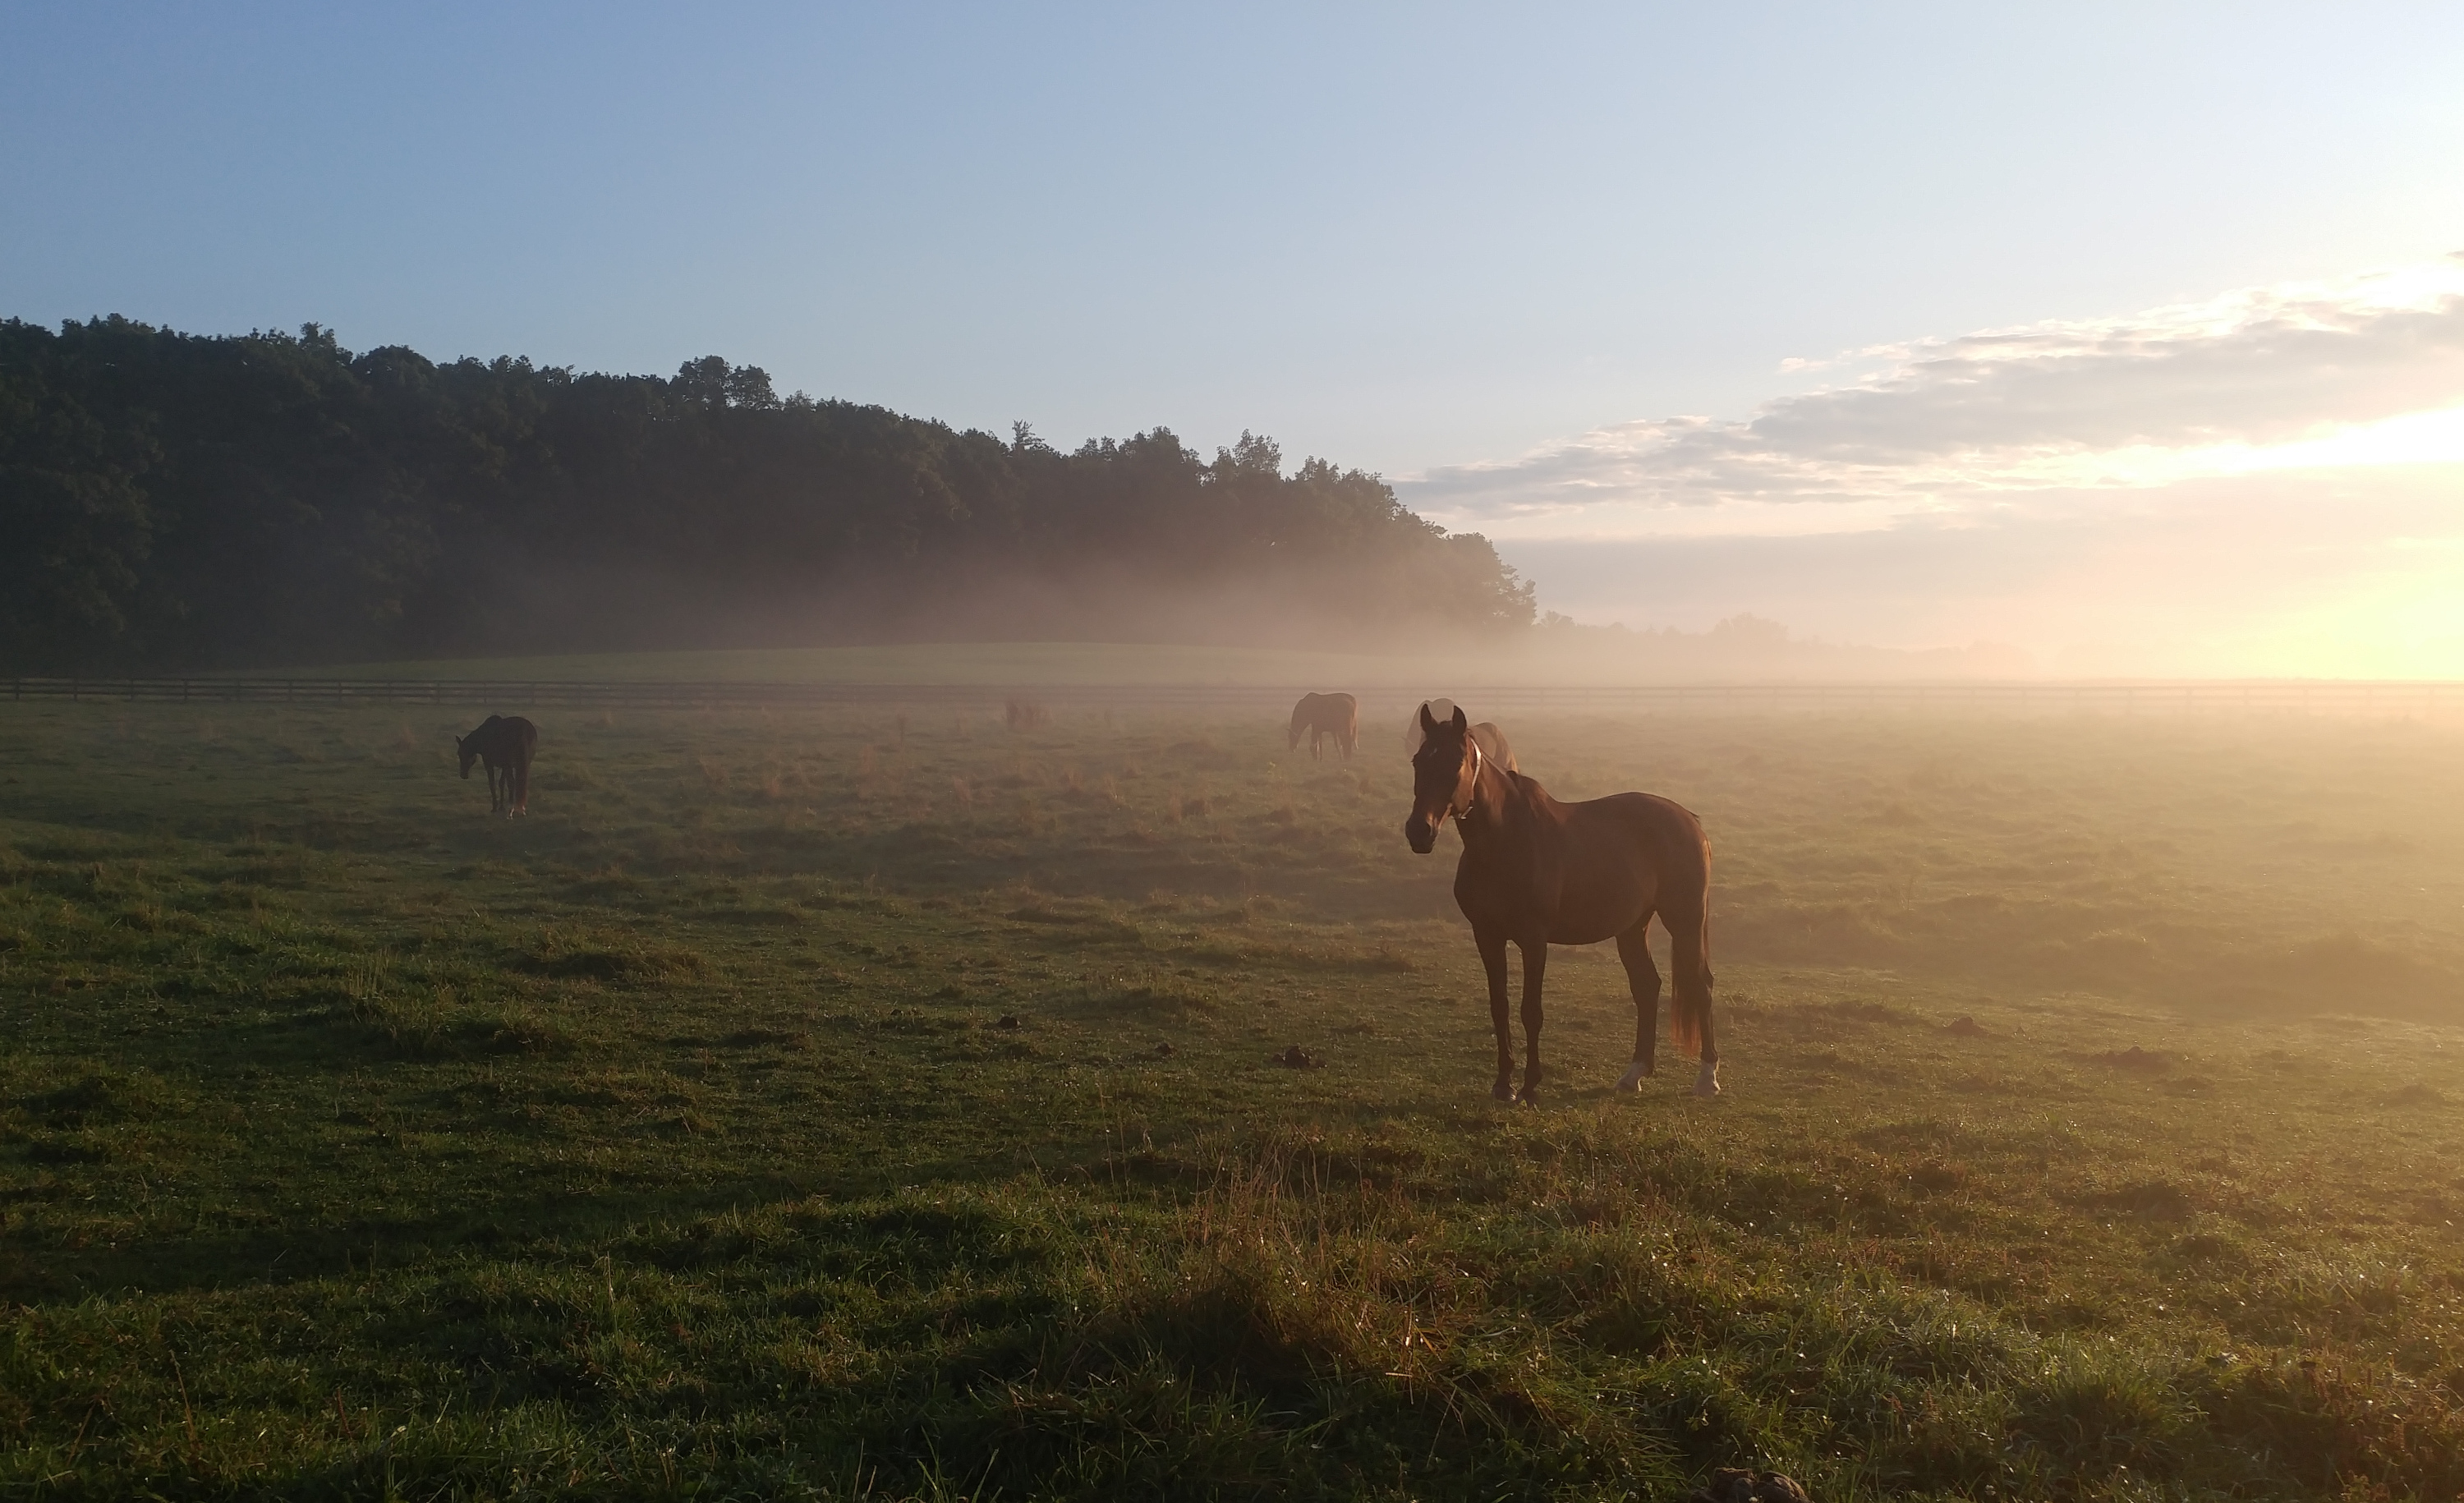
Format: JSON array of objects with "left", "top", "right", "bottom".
[
  {"left": 1476, "top": 928, "right": 1513, "bottom": 1101},
  {"left": 1615, "top": 920, "right": 1661, "bottom": 1092},
  {"left": 1516, "top": 936, "right": 1547, "bottom": 1105}
]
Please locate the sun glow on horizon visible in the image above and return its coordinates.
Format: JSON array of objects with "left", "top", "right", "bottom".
[
  {"left": 2216, "top": 403, "right": 2464, "bottom": 473},
  {"left": 1418, "top": 255, "right": 2464, "bottom": 674}
]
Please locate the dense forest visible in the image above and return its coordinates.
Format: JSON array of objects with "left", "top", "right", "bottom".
[{"left": 0, "top": 318, "right": 1534, "bottom": 673}]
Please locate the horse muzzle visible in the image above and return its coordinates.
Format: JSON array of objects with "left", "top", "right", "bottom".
[{"left": 1404, "top": 816, "right": 1437, "bottom": 854}]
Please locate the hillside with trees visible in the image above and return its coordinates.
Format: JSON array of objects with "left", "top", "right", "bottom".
[{"left": 0, "top": 318, "right": 1534, "bottom": 673}]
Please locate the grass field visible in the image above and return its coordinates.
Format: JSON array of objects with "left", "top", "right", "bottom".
[{"left": 5, "top": 696, "right": 2464, "bottom": 1500}]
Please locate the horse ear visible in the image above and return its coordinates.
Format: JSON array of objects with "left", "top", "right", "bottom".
[
  {"left": 1450, "top": 706, "right": 1468, "bottom": 733},
  {"left": 1418, "top": 702, "right": 1439, "bottom": 735}
]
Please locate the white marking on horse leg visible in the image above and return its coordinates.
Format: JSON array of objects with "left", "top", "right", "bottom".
[
  {"left": 1616, "top": 1061, "right": 1648, "bottom": 1093},
  {"left": 1691, "top": 1060, "right": 1721, "bottom": 1098}
]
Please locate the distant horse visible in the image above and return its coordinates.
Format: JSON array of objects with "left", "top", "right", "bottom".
[
  {"left": 1404, "top": 701, "right": 1717, "bottom": 1103},
  {"left": 1288, "top": 692, "right": 1359, "bottom": 762},
  {"left": 1404, "top": 697, "right": 1519, "bottom": 774},
  {"left": 455, "top": 715, "right": 539, "bottom": 816}
]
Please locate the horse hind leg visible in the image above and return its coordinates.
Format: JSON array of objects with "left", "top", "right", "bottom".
[{"left": 1614, "top": 919, "right": 1662, "bottom": 1092}]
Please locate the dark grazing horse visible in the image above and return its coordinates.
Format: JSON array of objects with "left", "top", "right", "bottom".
[
  {"left": 455, "top": 715, "right": 539, "bottom": 817},
  {"left": 1404, "top": 702, "right": 1717, "bottom": 1103},
  {"left": 1288, "top": 692, "right": 1359, "bottom": 762}
]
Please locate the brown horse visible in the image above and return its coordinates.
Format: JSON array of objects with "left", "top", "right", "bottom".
[
  {"left": 455, "top": 715, "right": 539, "bottom": 816},
  {"left": 1404, "top": 702, "right": 1717, "bottom": 1103},
  {"left": 1288, "top": 692, "right": 1359, "bottom": 761}
]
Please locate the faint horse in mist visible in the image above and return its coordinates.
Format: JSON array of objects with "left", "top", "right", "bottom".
[
  {"left": 1403, "top": 701, "right": 1717, "bottom": 1104},
  {"left": 456, "top": 715, "right": 539, "bottom": 817},
  {"left": 1288, "top": 692, "right": 1359, "bottom": 762}
]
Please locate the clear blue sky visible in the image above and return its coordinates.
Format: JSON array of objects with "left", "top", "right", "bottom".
[{"left": 9, "top": 3, "right": 2464, "bottom": 667}]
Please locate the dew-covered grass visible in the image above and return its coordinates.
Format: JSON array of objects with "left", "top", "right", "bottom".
[{"left": 4, "top": 701, "right": 2463, "bottom": 1499}]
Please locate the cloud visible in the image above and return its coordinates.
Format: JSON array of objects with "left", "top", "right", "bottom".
[
  {"left": 1400, "top": 256, "right": 2464, "bottom": 674},
  {"left": 1404, "top": 255, "right": 2464, "bottom": 530}
]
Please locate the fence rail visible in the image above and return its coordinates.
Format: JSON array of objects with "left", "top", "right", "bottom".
[{"left": 10, "top": 676, "right": 2464, "bottom": 715}]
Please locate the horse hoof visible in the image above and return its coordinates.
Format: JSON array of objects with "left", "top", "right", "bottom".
[
  {"left": 1492, "top": 1082, "right": 1515, "bottom": 1102},
  {"left": 1691, "top": 1064, "right": 1722, "bottom": 1098},
  {"left": 1616, "top": 1063, "right": 1649, "bottom": 1093}
]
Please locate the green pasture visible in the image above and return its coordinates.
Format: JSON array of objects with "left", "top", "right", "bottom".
[{"left": 3, "top": 698, "right": 2464, "bottom": 1500}]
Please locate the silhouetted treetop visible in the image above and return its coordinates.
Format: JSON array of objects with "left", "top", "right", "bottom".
[{"left": 0, "top": 318, "right": 1534, "bottom": 671}]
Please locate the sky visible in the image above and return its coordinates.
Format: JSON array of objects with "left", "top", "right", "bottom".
[{"left": 7, "top": 2, "right": 2464, "bottom": 673}]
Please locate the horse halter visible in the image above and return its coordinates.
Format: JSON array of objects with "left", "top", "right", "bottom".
[{"left": 1451, "top": 736, "right": 1485, "bottom": 825}]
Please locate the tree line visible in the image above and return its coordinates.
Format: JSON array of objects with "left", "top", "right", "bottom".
[{"left": 0, "top": 318, "right": 1535, "bottom": 673}]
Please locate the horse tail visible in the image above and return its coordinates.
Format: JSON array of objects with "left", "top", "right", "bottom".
[{"left": 1669, "top": 899, "right": 1713, "bottom": 1059}]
